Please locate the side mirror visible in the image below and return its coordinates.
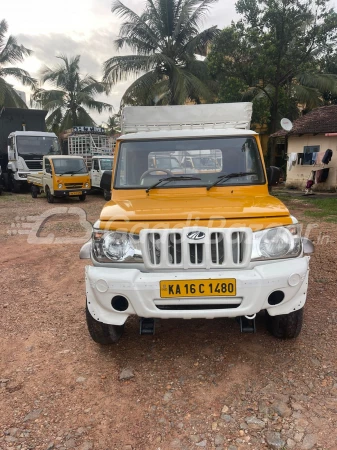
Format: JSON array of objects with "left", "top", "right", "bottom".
[
  {"left": 100, "top": 170, "right": 112, "bottom": 191},
  {"left": 267, "top": 166, "right": 282, "bottom": 187}
]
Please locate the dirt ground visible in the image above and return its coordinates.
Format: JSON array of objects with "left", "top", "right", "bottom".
[{"left": 1, "top": 191, "right": 337, "bottom": 450}]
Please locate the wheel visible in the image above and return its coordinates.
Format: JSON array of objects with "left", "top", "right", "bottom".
[
  {"left": 266, "top": 308, "right": 303, "bottom": 339},
  {"left": 79, "top": 194, "right": 86, "bottom": 202},
  {"left": 45, "top": 186, "right": 54, "bottom": 203},
  {"left": 11, "top": 176, "right": 20, "bottom": 193},
  {"left": 31, "top": 185, "right": 39, "bottom": 198},
  {"left": 103, "top": 189, "right": 111, "bottom": 201},
  {"left": 86, "top": 303, "right": 124, "bottom": 344}
]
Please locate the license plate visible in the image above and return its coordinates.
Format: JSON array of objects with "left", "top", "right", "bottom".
[
  {"left": 160, "top": 279, "right": 236, "bottom": 298},
  {"left": 69, "top": 191, "right": 82, "bottom": 196}
]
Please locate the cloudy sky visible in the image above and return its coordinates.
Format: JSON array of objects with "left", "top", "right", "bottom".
[{"left": 2, "top": 0, "right": 337, "bottom": 124}]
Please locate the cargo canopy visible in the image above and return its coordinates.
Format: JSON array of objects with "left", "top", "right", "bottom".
[{"left": 121, "top": 103, "right": 253, "bottom": 134}]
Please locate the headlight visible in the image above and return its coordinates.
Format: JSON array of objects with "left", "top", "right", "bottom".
[
  {"left": 251, "top": 225, "right": 302, "bottom": 260},
  {"left": 85, "top": 182, "right": 89, "bottom": 188},
  {"left": 58, "top": 183, "right": 62, "bottom": 188},
  {"left": 93, "top": 229, "right": 142, "bottom": 263}
]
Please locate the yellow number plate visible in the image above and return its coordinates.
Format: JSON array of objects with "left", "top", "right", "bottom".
[
  {"left": 69, "top": 191, "right": 82, "bottom": 196},
  {"left": 160, "top": 279, "right": 236, "bottom": 298}
]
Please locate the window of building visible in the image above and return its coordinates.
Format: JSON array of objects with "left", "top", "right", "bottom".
[{"left": 303, "top": 145, "right": 320, "bottom": 165}]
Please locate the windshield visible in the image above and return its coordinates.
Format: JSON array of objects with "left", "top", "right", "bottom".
[
  {"left": 115, "top": 137, "right": 265, "bottom": 189},
  {"left": 100, "top": 158, "right": 113, "bottom": 170},
  {"left": 51, "top": 158, "right": 88, "bottom": 175},
  {"left": 16, "top": 136, "right": 60, "bottom": 155}
]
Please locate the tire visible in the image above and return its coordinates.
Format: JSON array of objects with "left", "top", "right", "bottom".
[
  {"left": 11, "top": 176, "right": 20, "bottom": 193},
  {"left": 266, "top": 308, "right": 303, "bottom": 339},
  {"left": 103, "top": 189, "right": 111, "bottom": 201},
  {"left": 86, "top": 303, "right": 124, "bottom": 344},
  {"left": 79, "top": 194, "right": 86, "bottom": 202},
  {"left": 3, "top": 173, "right": 9, "bottom": 191},
  {"left": 45, "top": 186, "right": 54, "bottom": 203},
  {"left": 31, "top": 185, "right": 39, "bottom": 198}
]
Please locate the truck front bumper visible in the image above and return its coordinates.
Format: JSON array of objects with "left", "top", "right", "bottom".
[
  {"left": 85, "top": 257, "right": 310, "bottom": 326},
  {"left": 54, "top": 189, "right": 88, "bottom": 197}
]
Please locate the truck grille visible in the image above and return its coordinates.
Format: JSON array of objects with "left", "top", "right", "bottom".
[
  {"left": 64, "top": 183, "right": 83, "bottom": 189},
  {"left": 140, "top": 228, "right": 252, "bottom": 270},
  {"left": 25, "top": 160, "right": 43, "bottom": 170}
]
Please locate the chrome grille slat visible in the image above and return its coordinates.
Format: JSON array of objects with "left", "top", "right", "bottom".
[{"left": 140, "top": 228, "right": 252, "bottom": 270}]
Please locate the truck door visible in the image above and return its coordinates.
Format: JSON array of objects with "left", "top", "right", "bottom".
[
  {"left": 44, "top": 158, "right": 53, "bottom": 192},
  {"left": 91, "top": 159, "right": 100, "bottom": 187}
]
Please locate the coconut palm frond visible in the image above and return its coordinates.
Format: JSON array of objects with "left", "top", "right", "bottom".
[
  {"left": 296, "top": 72, "right": 337, "bottom": 94},
  {"left": 121, "top": 70, "right": 163, "bottom": 106},
  {"left": 293, "top": 84, "right": 323, "bottom": 109},
  {"left": 37, "top": 55, "right": 112, "bottom": 132},
  {"left": 46, "top": 107, "right": 63, "bottom": 128},
  {"left": 0, "top": 77, "right": 27, "bottom": 108},
  {"left": 77, "top": 106, "right": 97, "bottom": 127},
  {"left": 0, "top": 67, "right": 36, "bottom": 87},
  {"left": 105, "top": 0, "right": 218, "bottom": 105},
  {"left": 0, "top": 19, "right": 34, "bottom": 107}
]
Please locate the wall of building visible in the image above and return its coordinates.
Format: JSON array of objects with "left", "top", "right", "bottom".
[{"left": 286, "top": 134, "right": 337, "bottom": 191}]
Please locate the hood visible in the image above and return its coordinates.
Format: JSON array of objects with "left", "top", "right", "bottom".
[{"left": 100, "top": 193, "right": 290, "bottom": 222}]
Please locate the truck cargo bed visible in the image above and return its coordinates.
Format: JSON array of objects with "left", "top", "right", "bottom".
[{"left": 27, "top": 172, "right": 44, "bottom": 187}]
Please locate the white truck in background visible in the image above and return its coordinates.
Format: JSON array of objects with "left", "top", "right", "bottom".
[
  {"left": 90, "top": 155, "right": 114, "bottom": 200},
  {"left": 63, "top": 127, "right": 115, "bottom": 170},
  {"left": 0, "top": 108, "right": 60, "bottom": 192}
]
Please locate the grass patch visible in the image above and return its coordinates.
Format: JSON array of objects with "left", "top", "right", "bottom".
[
  {"left": 303, "top": 198, "right": 337, "bottom": 223},
  {"left": 272, "top": 191, "right": 292, "bottom": 201}
]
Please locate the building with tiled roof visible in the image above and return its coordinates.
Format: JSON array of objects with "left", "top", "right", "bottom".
[
  {"left": 271, "top": 105, "right": 337, "bottom": 138},
  {"left": 271, "top": 105, "right": 337, "bottom": 191}
]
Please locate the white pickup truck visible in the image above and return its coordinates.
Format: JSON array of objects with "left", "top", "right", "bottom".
[{"left": 90, "top": 155, "right": 114, "bottom": 200}]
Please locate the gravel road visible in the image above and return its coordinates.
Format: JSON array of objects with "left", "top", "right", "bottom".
[{"left": 0, "top": 192, "right": 336, "bottom": 450}]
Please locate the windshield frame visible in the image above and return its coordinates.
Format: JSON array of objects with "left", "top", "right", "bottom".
[
  {"left": 113, "top": 136, "right": 266, "bottom": 190},
  {"left": 16, "top": 135, "right": 61, "bottom": 156}
]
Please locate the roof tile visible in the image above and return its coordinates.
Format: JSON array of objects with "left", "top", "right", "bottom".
[{"left": 271, "top": 105, "right": 337, "bottom": 137}]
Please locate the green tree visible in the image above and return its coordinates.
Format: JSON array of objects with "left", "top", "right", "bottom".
[
  {"left": 33, "top": 55, "right": 112, "bottom": 133},
  {"left": 104, "top": 114, "right": 121, "bottom": 135},
  {"left": 0, "top": 19, "right": 36, "bottom": 108},
  {"left": 103, "top": 0, "right": 219, "bottom": 106},
  {"left": 208, "top": 0, "right": 337, "bottom": 162},
  {"left": 321, "top": 51, "right": 337, "bottom": 104}
]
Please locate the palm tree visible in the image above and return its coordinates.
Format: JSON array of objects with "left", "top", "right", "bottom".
[
  {"left": 33, "top": 55, "right": 112, "bottom": 133},
  {"left": 104, "top": 114, "right": 121, "bottom": 135},
  {"left": 103, "top": 0, "right": 219, "bottom": 106},
  {"left": 0, "top": 19, "right": 36, "bottom": 108}
]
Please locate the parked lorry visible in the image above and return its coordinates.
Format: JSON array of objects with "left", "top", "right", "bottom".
[
  {"left": 27, "top": 155, "right": 90, "bottom": 203},
  {"left": 90, "top": 155, "right": 114, "bottom": 200},
  {"left": 80, "top": 103, "right": 314, "bottom": 344},
  {"left": 62, "top": 126, "right": 115, "bottom": 170},
  {"left": 0, "top": 107, "right": 60, "bottom": 192}
]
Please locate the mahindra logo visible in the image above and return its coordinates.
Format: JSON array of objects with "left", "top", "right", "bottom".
[{"left": 187, "top": 231, "right": 205, "bottom": 240}]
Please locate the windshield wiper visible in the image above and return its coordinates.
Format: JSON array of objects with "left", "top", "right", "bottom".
[
  {"left": 207, "top": 172, "right": 257, "bottom": 190},
  {"left": 57, "top": 168, "right": 87, "bottom": 176},
  {"left": 146, "top": 176, "right": 201, "bottom": 193}
]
